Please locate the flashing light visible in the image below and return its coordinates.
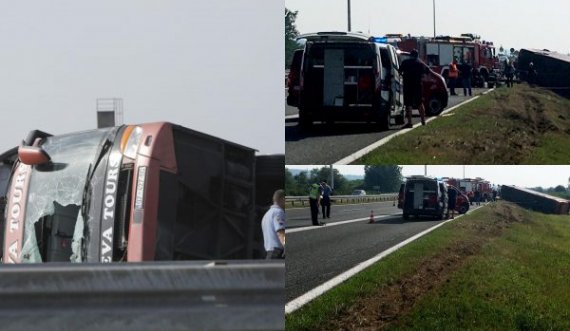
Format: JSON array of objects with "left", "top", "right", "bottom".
[{"left": 373, "top": 37, "right": 388, "bottom": 44}]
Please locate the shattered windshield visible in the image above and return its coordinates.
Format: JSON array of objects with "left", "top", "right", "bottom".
[{"left": 21, "top": 128, "right": 114, "bottom": 263}]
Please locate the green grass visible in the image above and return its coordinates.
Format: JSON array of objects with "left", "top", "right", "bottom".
[
  {"left": 357, "top": 84, "right": 570, "bottom": 164},
  {"left": 392, "top": 209, "right": 570, "bottom": 330},
  {"left": 285, "top": 205, "right": 493, "bottom": 331}
]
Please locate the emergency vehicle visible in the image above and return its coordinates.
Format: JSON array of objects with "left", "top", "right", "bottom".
[
  {"left": 386, "top": 33, "right": 499, "bottom": 86},
  {"left": 399, "top": 176, "right": 448, "bottom": 220}
]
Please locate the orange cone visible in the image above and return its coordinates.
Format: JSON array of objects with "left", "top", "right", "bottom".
[{"left": 369, "top": 210, "right": 375, "bottom": 224}]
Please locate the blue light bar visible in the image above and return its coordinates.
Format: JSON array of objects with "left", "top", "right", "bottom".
[{"left": 373, "top": 37, "right": 388, "bottom": 44}]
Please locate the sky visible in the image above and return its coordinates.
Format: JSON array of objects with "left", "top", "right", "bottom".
[
  {"left": 286, "top": 165, "right": 570, "bottom": 188},
  {"left": 0, "top": 0, "right": 283, "bottom": 154},
  {"left": 286, "top": 0, "right": 570, "bottom": 55}
]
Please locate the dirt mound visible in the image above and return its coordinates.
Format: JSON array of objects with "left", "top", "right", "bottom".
[
  {"left": 424, "top": 85, "right": 570, "bottom": 163},
  {"left": 325, "top": 203, "right": 528, "bottom": 331}
]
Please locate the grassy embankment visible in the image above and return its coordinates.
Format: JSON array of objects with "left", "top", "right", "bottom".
[
  {"left": 286, "top": 201, "right": 570, "bottom": 330},
  {"left": 358, "top": 84, "right": 570, "bottom": 164}
]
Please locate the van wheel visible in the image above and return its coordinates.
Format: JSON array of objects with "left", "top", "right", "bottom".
[
  {"left": 426, "top": 96, "right": 445, "bottom": 116},
  {"left": 394, "top": 114, "right": 405, "bottom": 125},
  {"left": 403, "top": 213, "right": 409, "bottom": 220},
  {"left": 299, "top": 111, "right": 312, "bottom": 130},
  {"left": 377, "top": 111, "right": 391, "bottom": 131},
  {"left": 459, "top": 203, "right": 469, "bottom": 214}
]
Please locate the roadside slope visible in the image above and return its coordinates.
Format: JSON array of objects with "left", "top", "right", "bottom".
[
  {"left": 286, "top": 202, "right": 570, "bottom": 330},
  {"left": 358, "top": 84, "right": 570, "bottom": 164}
]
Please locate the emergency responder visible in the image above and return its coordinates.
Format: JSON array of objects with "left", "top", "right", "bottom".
[
  {"left": 398, "top": 49, "right": 429, "bottom": 128},
  {"left": 527, "top": 62, "right": 537, "bottom": 85},
  {"left": 446, "top": 187, "right": 457, "bottom": 219},
  {"left": 474, "top": 189, "right": 481, "bottom": 206},
  {"left": 261, "top": 189, "right": 285, "bottom": 259},
  {"left": 448, "top": 59, "right": 459, "bottom": 95},
  {"left": 459, "top": 61, "right": 473, "bottom": 96},
  {"left": 309, "top": 183, "right": 324, "bottom": 226},
  {"left": 504, "top": 61, "right": 515, "bottom": 88},
  {"left": 320, "top": 180, "right": 332, "bottom": 219}
]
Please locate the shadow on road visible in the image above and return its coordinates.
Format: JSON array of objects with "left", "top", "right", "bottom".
[{"left": 285, "top": 114, "right": 423, "bottom": 142}]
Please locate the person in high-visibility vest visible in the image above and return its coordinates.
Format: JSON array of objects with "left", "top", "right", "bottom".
[
  {"left": 309, "top": 183, "right": 324, "bottom": 226},
  {"left": 448, "top": 59, "right": 459, "bottom": 95}
]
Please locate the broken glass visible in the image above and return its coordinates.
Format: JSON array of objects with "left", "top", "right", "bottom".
[{"left": 21, "top": 128, "right": 113, "bottom": 263}]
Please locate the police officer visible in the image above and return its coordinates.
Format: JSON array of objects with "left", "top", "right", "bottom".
[
  {"left": 309, "top": 183, "right": 324, "bottom": 226},
  {"left": 320, "top": 180, "right": 332, "bottom": 219},
  {"left": 261, "top": 189, "right": 285, "bottom": 259}
]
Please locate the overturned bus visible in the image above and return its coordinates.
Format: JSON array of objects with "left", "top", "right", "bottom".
[
  {"left": 500, "top": 185, "right": 569, "bottom": 215},
  {"left": 1, "top": 123, "right": 283, "bottom": 263}
]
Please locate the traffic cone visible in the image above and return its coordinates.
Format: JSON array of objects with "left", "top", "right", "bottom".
[{"left": 369, "top": 210, "right": 375, "bottom": 224}]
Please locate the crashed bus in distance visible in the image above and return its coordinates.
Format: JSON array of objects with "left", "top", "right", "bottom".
[{"left": 0, "top": 122, "right": 284, "bottom": 263}]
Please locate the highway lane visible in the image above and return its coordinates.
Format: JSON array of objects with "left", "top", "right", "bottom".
[
  {"left": 285, "top": 88, "right": 489, "bottom": 164},
  {"left": 287, "top": 200, "right": 399, "bottom": 229},
  {"left": 286, "top": 203, "right": 483, "bottom": 301}
]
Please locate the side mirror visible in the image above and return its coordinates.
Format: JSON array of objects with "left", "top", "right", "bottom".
[{"left": 18, "top": 146, "right": 51, "bottom": 165}]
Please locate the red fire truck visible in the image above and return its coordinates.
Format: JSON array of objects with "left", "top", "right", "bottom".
[
  {"left": 458, "top": 177, "right": 493, "bottom": 202},
  {"left": 386, "top": 33, "right": 499, "bottom": 86}
]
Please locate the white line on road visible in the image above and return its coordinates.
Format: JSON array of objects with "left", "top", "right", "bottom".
[
  {"left": 287, "top": 213, "right": 400, "bottom": 234},
  {"left": 286, "top": 200, "right": 395, "bottom": 211},
  {"left": 285, "top": 204, "right": 485, "bottom": 314},
  {"left": 334, "top": 89, "right": 495, "bottom": 165}
]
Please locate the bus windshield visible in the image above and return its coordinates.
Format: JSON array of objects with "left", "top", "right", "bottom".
[{"left": 20, "top": 128, "right": 114, "bottom": 263}]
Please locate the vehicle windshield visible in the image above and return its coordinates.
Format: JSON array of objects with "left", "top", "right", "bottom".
[{"left": 20, "top": 128, "right": 114, "bottom": 263}]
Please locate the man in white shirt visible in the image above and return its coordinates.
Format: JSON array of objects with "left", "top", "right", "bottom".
[{"left": 261, "top": 189, "right": 286, "bottom": 259}]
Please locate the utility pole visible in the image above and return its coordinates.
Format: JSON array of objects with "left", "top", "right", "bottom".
[
  {"left": 347, "top": 0, "right": 352, "bottom": 32},
  {"left": 330, "top": 165, "right": 334, "bottom": 189},
  {"left": 424, "top": 165, "right": 427, "bottom": 176},
  {"left": 433, "top": 0, "right": 436, "bottom": 37},
  {"left": 463, "top": 165, "right": 466, "bottom": 178}
]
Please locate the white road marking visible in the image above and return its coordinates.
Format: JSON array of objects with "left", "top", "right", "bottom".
[
  {"left": 285, "top": 204, "right": 485, "bottom": 314},
  {"left": 287, "top": 213, "right": 400, "bottom": 234},
  {"left": 286, "top": 200, "right": 395, "bottom": 211},
  {"left": 334, "top": 89, "right": 495, "bottom": 165}
]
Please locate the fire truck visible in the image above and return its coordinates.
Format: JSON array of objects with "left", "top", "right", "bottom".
[
  {"left": 385, "top": 33, "right": 499, "bottom": 86},
  {"left": 458, "top": 177, "right": 493, "bottom": 202}
]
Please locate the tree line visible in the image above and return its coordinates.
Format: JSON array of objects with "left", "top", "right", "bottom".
[
  {"left": 530, "top": 185, "right": 570, "bottom": 200},
  {"left": 285, "top": 166, "right": 403, "bottom": 196}
]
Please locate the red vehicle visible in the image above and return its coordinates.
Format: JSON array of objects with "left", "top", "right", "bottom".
[
  {"left": 389, "top": 34, "right": 498, "bottom": 86},
  {"left": 1, "top": 123, "right": 282, "bottom": 263}
]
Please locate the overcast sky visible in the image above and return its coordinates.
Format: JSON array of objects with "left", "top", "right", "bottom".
[
  {"left": 286, "top": 165, "right": 570, "bottom": 188},
  {"left": 0, "top": 0, "right": 283, "bottom": 154},
  {"left": 286, "top": 0, "right": 570, "bottom": 55}
]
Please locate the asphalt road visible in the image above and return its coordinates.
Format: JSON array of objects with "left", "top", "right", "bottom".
[
  {"left": 285, "top": 88, "right": 489, "bottom": 164},
  {"left": 286, "top": 202, "right": 481, "bottom": 301}
]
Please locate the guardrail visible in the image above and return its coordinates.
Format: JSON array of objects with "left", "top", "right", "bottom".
[
  {"left": 0, "top": 261, "right": 284, "bottom": 331},
  {"left": 286, "top": 193, "right": 397, "bottom": 207}
]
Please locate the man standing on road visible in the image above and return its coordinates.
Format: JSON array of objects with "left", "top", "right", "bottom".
[
  {"left": 320, "top": 180, "right": 332, "bottom": 219},
  {"left": 459, "top": 61, "right": 473, "bottom": 96},
  {"left": 448, "top": 59, "right": 459, "bottom": 95},
  {"left": 261, "top": 189, "right": 286, "bottom": 259},
  {"left": 447, "top": 187, "right": 457, "bottom": 219},
  {"left": 309, "top": 183, "right": 324, "bottom": 226},
  {"left": 399, "top": 49, "right": 429, "bottom": 128},
  {"left": 474, "top": 189, "right": 481, "bottom": 206}
]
